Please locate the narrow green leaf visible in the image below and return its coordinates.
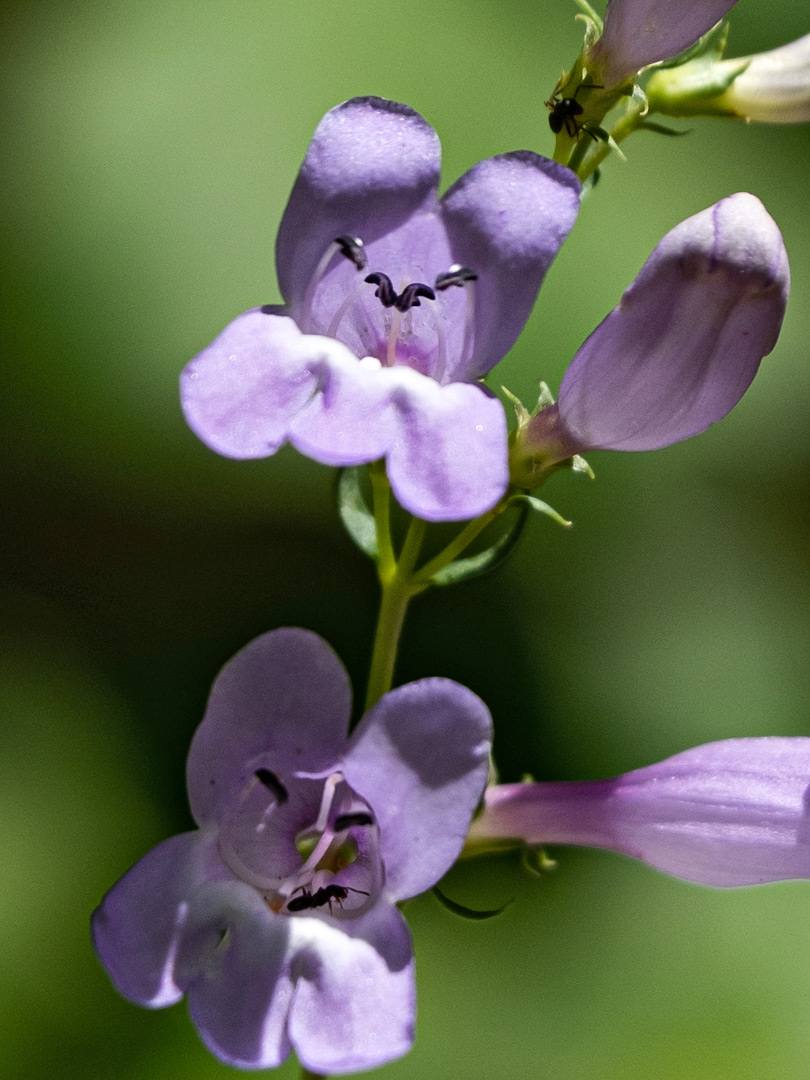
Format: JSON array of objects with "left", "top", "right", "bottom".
[
  {"left": 336, "top": 467, "right": 378, "bottom": 559},
  {"left": 432, "top": 885, "right": 511, "bottom": 921},
  {"left": 430, "top": 502, "right": 529, "bottom": 587},
  {"left": 638, "top": 120, "right": 691, "bottom": 136}
]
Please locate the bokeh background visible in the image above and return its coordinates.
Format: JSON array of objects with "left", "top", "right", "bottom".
[{"left": 3, "top": 0, "right": 810, "bottom": 1077}]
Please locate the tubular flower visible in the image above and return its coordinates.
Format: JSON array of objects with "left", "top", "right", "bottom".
[
  {"left": 714, "top": 32, "right": 810, "bottom": 124},
  {"left": 181, "top": 96, "right": 581, "bottom": 522},
  {"left": 468, "top": 737, "right": 810, "bottom": 888},
  {"left": 510, "top": 193, "right": 788, "bottom": 484},
  {"left": 91, "top": 629, "right": 492, "bottom": 1074},
  {"left": 586, "top": 0, "right": 740, "bottom": 88}
]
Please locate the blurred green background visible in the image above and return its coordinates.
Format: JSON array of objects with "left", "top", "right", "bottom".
[{"left": 2, "top": 0, "right": 810, "bottom": 1077}]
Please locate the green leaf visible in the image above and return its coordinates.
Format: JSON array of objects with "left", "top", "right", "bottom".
[
  {"left": 336, "top": 467, "right": 378, "bottom": 559},
  {"left": 432, "top": 885, "right": 511, "bottom": 921},
  {"left": 430, "top": 501, "right": 529, "bottom": 587},
  {"left": 511, "top": 493, "right": 572, "bottom": 528}
]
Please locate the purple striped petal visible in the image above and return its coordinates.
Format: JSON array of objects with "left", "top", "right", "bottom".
[
  {"left": 589, "top": 0, "right": 740, "bottom": 87},
  {"left": 470, "top": 738, "right": 810, "bottom": 887},
  {"left": 555, "top": 193, "right": 789, "bottom": 452}
]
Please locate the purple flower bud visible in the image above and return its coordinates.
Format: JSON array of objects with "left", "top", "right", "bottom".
[
  {"left": 718, "top": 32, "right": 810, "bottom": 124},
  {"left": 587, "top": 0, "right": 740, "bottom": 88},
  {"left": 517, "top": 193, "right": 788, "bottom": 468},
  {"left": 181, "top": 97, "right": 580, "bottom": 521},
  {"left": 469, "top": 737, "right": 810, "bottom": 887},
  {"left": 92, "top": 629, "right": 492, "bottom": 1073}
]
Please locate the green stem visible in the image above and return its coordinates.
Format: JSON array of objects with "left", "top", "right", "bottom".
[
  {"left": 364, "top": 516, "right": 426, "bottom": 710},
  {"left": 369, "top": 459, "right": 395, "bottom": 579},
  {"left": 301, "top": 1069, "right": 326, "bottom": 1080},
  {"left": 576, "top": 102, "right": 645, "bottom": 181},
  {"left": 412, "top": 499, "right": 507, "bottom": 586}
]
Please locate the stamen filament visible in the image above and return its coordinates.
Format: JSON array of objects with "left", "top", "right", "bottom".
[{"left": 301, "top": 236, "right": 365, "bottom": 333}]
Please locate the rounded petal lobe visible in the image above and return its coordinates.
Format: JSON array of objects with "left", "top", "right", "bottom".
[
  {"left": 91, "top": 831, "right": 228, "bottom": 1007},
  {"left": 187, "top": 629, "right": 351, "bottom": 826},
  {"left": 291, "top": 361, "right": 509, "bottom": 522},
  {"left": 471, "top": 737, "right": 810, "bottom": 887},
  {"left": 178, "top": 880, "right": 295, "bottom": 1069},
  {"left": 276, "top": 97, "right": 441, "bottom": 310},
  {"left": 343, "top": 679, "right": 492, "bottom": 900},
  {"left": 441, "top": 152, "right": 581, "bottom": 379},
  {"left": 589, "top": 0, "right": 740, "bottom": 87},
  {"left": 557, "top": 193, "right": 789, "bottom": 452},
  {"left": 181, "top": 310, "right": 355, "bottom": 459},
  {"left": 386, "top": 377, "right": 509, "bottom": 521},
  {"left": 288, "top": 903, "right": 415, "bottom": 1074}
]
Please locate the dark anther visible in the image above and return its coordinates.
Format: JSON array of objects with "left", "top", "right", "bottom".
[
  {"left": 394, "top": 282, "right": 436, "bottom": 312},
  {"left": 333, "top": 812, "right": 375, "bottom": 831},
  {"left": 335, "top": 235, "right": 367, "bottom": 271},
  {"left": 434, "top": 266, "right": 478, "bottom": 291},
  {"left": 364, "top": 272, "right": 398, "bottom": 307},
  {"left": 254, "top": 769, "right": 288, "bottom": 805}
]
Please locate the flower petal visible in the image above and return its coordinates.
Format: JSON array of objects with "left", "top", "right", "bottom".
[
  {"left": 556, "top": 193, "right": 789, "bottom": 452},
  {"left": 276, "top": 96, "right": 441, "bottom": 313},
  {"left": 180, "top": 309, "right": 359, "bottom": 459},
  {"left": 288, "top": 902, "right": 415, "bottom": 1074},
  {"left": 440, "top": 152, "right": 581, "bottom": 379},
  {"left": 589, "top": 0, "right": 740, "bottom": 87},
  {"left": 187, "top": 629, "right": 351, "bottom": 827},
  {"left": 91, "top": 831, "right": 228, "bottom": 1007},
  {"left": 179, "top": 880, "right": 295, "bottom": 1068},
  {"left": 291, "top": 358, "right": 509, "bottom": 522},
  {"left": 385, "top": 376, "right": 509, "bottom": 521},
  {"left": 343, "top": 679, "right": 492, "bottom": 900},
  {"left": 471, "top": 738, "right": 810, "bottom": 887}
]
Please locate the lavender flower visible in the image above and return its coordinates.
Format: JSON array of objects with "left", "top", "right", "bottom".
[
  {"left": 468, "top": 738, "right": 810, "bottom": 887},
  {"left": 586, "top": 0, "right": 740, "bottom": 88},
  {"left": 511, "top": 193, "right": 788, "bottom": 484},
  {"left": 181, "top": 96, "right": 580, "bottom": 522},
  {"left": 92, "top": 629, "right": 491, "bottom": 1073}
]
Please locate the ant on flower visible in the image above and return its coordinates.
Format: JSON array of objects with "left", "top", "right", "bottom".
[
  {"left": 286, "top": 883, "right": 369, "bottom": 914},
  {"left": 545, "top": 80, "right": 603, "bottom": 139}
]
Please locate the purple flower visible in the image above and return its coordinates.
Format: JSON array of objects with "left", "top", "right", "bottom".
[
  {"left": 512, "top": 193, "right": 788, "bottom": 481},
  {"left": 587, "top": 0, "right": 740, "bottom": 88},
  {"left": 468, "top": 737, "right": 810, "bottom": 887},
  {"left": 181, "top": 96, "right": 581, "bottom": 522},
  {"left": 92, "top": 629, "right": 491, "bottom": 1073}
]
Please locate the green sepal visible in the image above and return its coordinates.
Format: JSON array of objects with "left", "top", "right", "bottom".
[
  {"left": 429, "top": 501, "right": 530, "bottom": 587},
  {"left": 521, "top": 846, "right": 559, "bottom": 877},
  {"left": 573, "top": 0, "right": 603, "bottom": 34},
  {"left": 511, "top": 493, "right": 572, "bottom": 528},
  {"left": 432, "top": 885, "right": 511, "bottom": 921},
  {"left": 336, "top": 466, "right": 378, "bottom": 559},
  {"left": 638, "top": 120, "right": 691, "bottom": 136}
]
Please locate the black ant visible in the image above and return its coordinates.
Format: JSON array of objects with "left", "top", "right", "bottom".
[
  {"left": 545, "top": 81, "right": 603, "bottom": 139},
  {"left": 286, "top": 883, "right": 369, "bottom": 914}
]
